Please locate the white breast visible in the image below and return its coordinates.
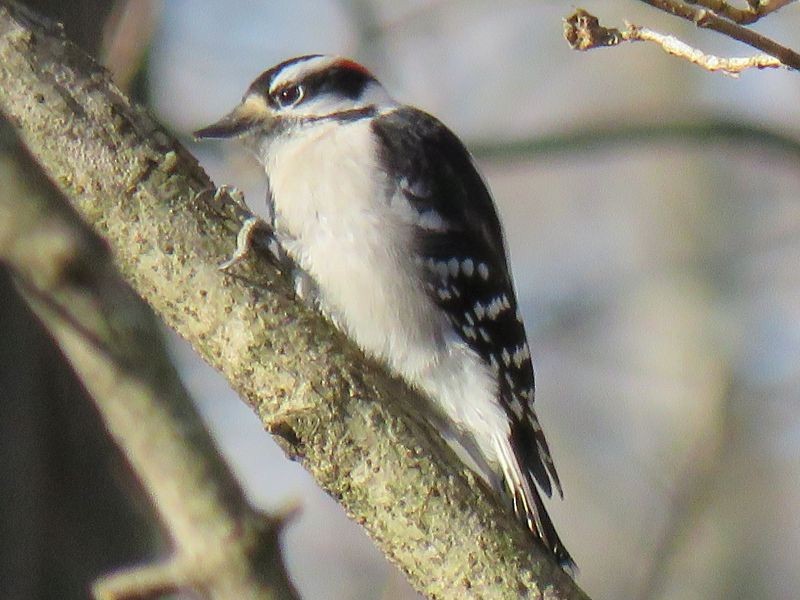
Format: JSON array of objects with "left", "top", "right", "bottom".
[
  {"left": 262, "top": 117, "right": 510, "bottom": 467},
  {"left": 264, "top": 118, "right": 442, "bottom": 373}
]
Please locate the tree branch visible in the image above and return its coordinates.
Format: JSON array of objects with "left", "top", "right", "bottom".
[
  {"left": 564, "top": 9, "right": 786, "bottom": 75},
  {"left": 638, "top": 0, "right": 800, "bottom": 69},
  {"left": 684, "top": 0, "right": 796, "bottom": 25},
  {"left": 565, "top": 1, "right": 800, "bottom": 72},
  {"left": 0, "top": 120, "right": 299, "bottom": 600},
  {"left": 0, "top": 2, "right": 588, "bottom": 598}
]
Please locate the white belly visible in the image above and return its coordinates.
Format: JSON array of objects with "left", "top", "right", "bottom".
[
  {"left": 265, "top": 118, "right": 442, "bottom": 374},
  {"left": 263, "top": 117, "right": 509, "bottom": 467}
]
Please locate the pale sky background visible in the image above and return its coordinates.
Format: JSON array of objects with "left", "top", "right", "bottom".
[{"left": 145, "top": 2, "right": 800, "bottom": 598}]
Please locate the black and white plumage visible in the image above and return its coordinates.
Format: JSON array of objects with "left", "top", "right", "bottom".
[{"left": 195, "top": 54, "right": 573, "bottom": 569}]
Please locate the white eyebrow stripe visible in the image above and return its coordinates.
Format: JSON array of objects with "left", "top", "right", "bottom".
[
  {"left": 266, "top": 56, "right": 397, "bottom": 118},
  {"left": 270, "top": 56, "right": 341, "bottom": 93}
]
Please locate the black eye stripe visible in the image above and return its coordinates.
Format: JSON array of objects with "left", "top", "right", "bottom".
[{"left": 301, "top": 66, "right": 374, "bottom": 100}]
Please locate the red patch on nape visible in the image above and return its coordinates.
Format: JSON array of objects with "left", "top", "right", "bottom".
[{"left": 334, "top": 58, "right": 373, "bottom": 77}]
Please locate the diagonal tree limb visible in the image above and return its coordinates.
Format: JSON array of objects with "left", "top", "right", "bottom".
[
  {"left": 0, "top": 120, "right": 300, "bottom": 600},
  {"left": 0, "top": 2, "right": 588, "bottom": 598}
]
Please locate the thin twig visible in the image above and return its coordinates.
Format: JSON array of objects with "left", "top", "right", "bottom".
[
  {"left": 638, "top": 0, "right": 800, "bottom": 70},
  {"left": 685, "top": 0, "right": 796, "bottom": 24},
  {"left": 565, "top": 9, "right": 790, "bottom": 74},
  {"left": 627, "top": 22, "right": 783, "bottom": 75}
]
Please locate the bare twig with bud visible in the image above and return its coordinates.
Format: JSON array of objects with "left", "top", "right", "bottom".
[
  {"left": 564, "top": 9, "right": 785, "bottom": 76},
  {"left": 564, "top": 0, "right": 800, "bottom": 74}
]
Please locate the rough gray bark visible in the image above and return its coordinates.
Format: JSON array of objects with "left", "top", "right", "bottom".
[
  {"left": 0, "top": 2, "right": 589, "bottom": 598},
  {"left": 0, "top": 110, "right": 298, "bottom": 600}
]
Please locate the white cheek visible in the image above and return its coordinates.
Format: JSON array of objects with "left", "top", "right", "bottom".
[
  {"left": 293, "top": 95, "right": 359, "bottom": 117},
  {"left": 358, "top": 81, "right": 396, "bottom": 111}
]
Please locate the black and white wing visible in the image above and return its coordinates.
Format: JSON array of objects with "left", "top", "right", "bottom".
[{"left": 372, "top": 107, "right": 573, "bottom": 569}]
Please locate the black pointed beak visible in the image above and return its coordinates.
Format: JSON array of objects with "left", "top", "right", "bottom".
[
  {"left": 194, "top": 107, "right": 254, "bottom": 140},
  {"left": 194, "top": 96, "right": 272, "bottom": 140}
]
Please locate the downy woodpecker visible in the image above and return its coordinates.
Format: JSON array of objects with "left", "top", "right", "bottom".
[{"left": 195, "top": 54, "right": 573, "bottom": 569}]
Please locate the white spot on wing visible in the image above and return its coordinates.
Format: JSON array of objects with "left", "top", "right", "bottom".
[
  {"left": 509, "top": 397, "right": 524, "bottom": 419},
  {"left": 487, "top": 297, "right": 501, "bottom": 320},
  {"left": 478, "top": 262, "right": 489, "bottom": 280},
  {"left": 391, "top": 190, "right": 445, "bottom": 232},
  {"left": 448, "top": 258, "right": 460, "bottom": 277},
  {"left": 473, "top": 301, "right": 486, "bottom": 320},
  {"left": 426, "top": 257, "right": 449, "bottom": 279},
  {"left": 417, "top": 210, "right": 447, "bottom": 231},
  {"left": 501, "top": 348, "right": 511, "bottom": 366},
  {"left": 485, "top": 295, "right": 511, "bottom": 320},
  {"left": 512, "top": 343, "right": 530, "bottom": 368}
]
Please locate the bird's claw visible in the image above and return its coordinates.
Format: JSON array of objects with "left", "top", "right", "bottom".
[
  {"left": 218, "top": 215, "right": 265, "bottom": 271},
  {"left": 213, "top": 184, "right": 248, "bottom": 211},
  {"left": 196, "top": 184, "right": 289, "bottom": 273}
]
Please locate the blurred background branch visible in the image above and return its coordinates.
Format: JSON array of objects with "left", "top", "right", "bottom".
[
  {"left": 0, "top": 1, "right": 155, "bottom": 597},
  {"left": 471, "top": 118, "right": 800, "bottom": 161}
]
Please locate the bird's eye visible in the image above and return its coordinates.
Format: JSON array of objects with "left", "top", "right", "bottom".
[{"left": 275, "top": 84, "right": 303, "bottom": 108}]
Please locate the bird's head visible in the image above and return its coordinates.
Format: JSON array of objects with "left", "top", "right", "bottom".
[{"left": 194, "top": 55, "right": 395, "bottom": 147}]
